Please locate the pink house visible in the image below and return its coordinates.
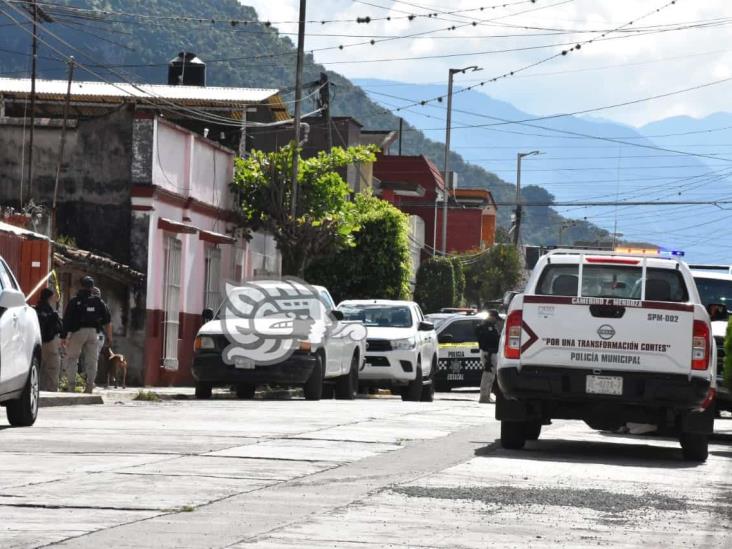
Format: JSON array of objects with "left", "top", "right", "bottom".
[{"left": 131, "top": 115, "right": 280, "bottom": 386}]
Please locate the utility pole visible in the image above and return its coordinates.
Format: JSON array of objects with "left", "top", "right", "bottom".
[
  {"left": 27, "top": 0, "right": 38, "bottom": 205},
  {"left": 290, "top": 0, "right": 307, "bottom": 218},
  {"left": 512, "top": 150, "right": 541, "bottom": 247},
  {"left": 398, "top": 117, "right": 403, "bottom": 155},
  {"left": 51, "top": 56, "right": 75, "bottom": 238},
  {"left": 318, "top": 72, "right": 333, "bottom": 150},
  {"left": 442, "top": 65, "right": 481, "bottom": 255}
]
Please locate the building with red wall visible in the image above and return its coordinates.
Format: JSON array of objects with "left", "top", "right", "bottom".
[{"left": 373, "top": 154, "right": 497, "bottom": 255}]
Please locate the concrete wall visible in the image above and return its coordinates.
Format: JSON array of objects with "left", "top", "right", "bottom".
[{"left": 0, "top": 107, "right": 135, "bottom": 263}]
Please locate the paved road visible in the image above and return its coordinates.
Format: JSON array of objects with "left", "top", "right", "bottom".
[{"left": 0, "top": 391, "right": 730, "bottom": 548}]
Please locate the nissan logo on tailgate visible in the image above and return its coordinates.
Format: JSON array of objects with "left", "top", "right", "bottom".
[{"left": 597, "top": 325, "right": 616, "bottom": 340}]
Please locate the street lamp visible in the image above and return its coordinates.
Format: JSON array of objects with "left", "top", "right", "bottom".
[
  {"left": 512, "top": 150, "right": 541, "bottom": 247},
  {"left": 441, "top": 65, "right": 482, "bottom": 255}
]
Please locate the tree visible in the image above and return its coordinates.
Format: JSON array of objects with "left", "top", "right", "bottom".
[
  {"left": 233, "top": 144, "right": 377, "bottom": 276},
  {"left": 306, "top": 193, "right": 411, "bottom": 302},
  {"left": 413, "top": 257, "right": 457, "bottom": 314},
  {"left": 463, "top": 245, "right": 522, "bottom": 309},
  {"left": 450, "top": 255, "right": 465, "bottom": 307}
]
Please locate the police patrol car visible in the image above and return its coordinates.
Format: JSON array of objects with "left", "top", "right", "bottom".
[
  {"left": 496, "top": 249, "right": 718, "bottom": 461},
  {"left": 427, "top": 312, "right": 486, "bottom": 391}
]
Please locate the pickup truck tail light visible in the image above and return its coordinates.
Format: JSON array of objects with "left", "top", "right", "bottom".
[
  {"left": 692, "top": 320, "right": 710, "bottom": 371},
  {"left": 504, "top": 310, "right": 522, "bottom": 359}
]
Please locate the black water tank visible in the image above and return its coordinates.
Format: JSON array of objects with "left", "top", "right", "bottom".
[{"left": 168, "top": 52, "right": 206, "bottom": 86}]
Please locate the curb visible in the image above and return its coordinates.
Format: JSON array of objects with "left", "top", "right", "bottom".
[{"left": 40, "top": 393, "right": 104, "bottom": 407}]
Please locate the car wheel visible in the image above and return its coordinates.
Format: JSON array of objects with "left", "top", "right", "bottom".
[
  {"left": 401, "top": 364, "right": 422, "bottom": 402},
  {"left": 680, "top": 433, "right": 708, "bottom": 462},
  {"left": 235, "top": 383, "right": 256, "bottom": 399},
  {"left": 420, "top": 357, "right": 436, "bottom": 402},
  {"left": 523, "top": 421, "right": 542, "bottom": 441},
  {"left": 303, "top": 353, "right": 324, "bottom": 401},
  {"left": 335, "top": 352, "right": 359, "bottom": 400},
  {"left": 6, "top": 353, "right": 40, "bottom": 427},
  {"left": 194, "top": 383, "right": 212, "bottom": 400},
  {"left": 500, "top": 421, "right": 526, "bottom": 450}
]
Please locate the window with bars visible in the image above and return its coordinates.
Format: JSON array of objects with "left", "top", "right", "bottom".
[
  {"left": 204, "top": 246, "right": 222, "bottom": 311},
  {"left": 162, "top": 236, "right": 182, "bottom": 371}
]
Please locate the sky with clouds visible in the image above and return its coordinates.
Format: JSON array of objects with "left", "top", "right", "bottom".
[{"left": 242, "top": 0, "right": 732, "bottom": 128}]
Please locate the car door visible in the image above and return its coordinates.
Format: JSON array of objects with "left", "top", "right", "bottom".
[
  {"left": 319, "top": 289, "right": 344, "bottom": 376},
  {"left": 0, "top": 259, "right": 26, "bottom": 392}
]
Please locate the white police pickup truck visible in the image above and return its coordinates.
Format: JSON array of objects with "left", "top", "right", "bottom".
[
  {"left": 193, "top": 281, "right": 365, "bottom": 401},
  {"left": 496, "top": 250, "right": 717, "bottom": 461}
]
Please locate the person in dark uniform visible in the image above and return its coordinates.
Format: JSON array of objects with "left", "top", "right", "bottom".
[
  {"left": 60, "top": 276, "right": 112, "bottom": 393},
  {"left": 476, "top": 310, "right": 502, "bottom": 404},
  {"left": 35, "top": 288, "right": 63, "bottom": 392}
]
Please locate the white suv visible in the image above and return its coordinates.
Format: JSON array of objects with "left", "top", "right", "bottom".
[
  {"left": 338, "top": 300, "right": 437, "bottom": 401},
  {"left": 0, "top": 257, "right": 42, "bottom": 427}
]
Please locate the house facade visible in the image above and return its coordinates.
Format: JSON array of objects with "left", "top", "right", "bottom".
[{"left": 0, "top": 76, "right": 284, "bottom": 385}]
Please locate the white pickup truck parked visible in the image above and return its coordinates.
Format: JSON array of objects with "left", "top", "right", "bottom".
[
  {"left": 193, "top": 283, "right": 365, "bottom": 401},
  {"left": 338, "top": 300, "right": 437, "bottom": 402},
  {"left": 496, "top": 250, "right": 717, "bottom": 461}
]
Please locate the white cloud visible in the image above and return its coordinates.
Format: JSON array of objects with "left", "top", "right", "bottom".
[{"left": 242, "top": 0, "right": 732, "bottom": 126}]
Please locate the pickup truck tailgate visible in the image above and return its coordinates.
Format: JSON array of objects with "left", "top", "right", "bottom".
[{"left": 520, "top": 296, "right": 694, "bottom": 375}]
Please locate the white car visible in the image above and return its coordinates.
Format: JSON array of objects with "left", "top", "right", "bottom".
[
  {"left": 0, "top": 256, "right": 42, "bottom": 426},
  {"left": 338, "top": 300, "right": 437, "bottom": 402},
  {"left": 497, "top": 249, "right": 717, "bottom": 461},
  {"left": 193, "top": 283, "right": 365, "bottom": 401}
]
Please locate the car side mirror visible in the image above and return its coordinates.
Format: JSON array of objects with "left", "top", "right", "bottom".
[
  {"left": 439, "top": 333, "right": 454, "bottom": 344},
  {"left": 707, "top": 303, "right": 728, "bottom": 322},
  {"left": 0, "top": 288, "right": 26, "bottom": 311},
  {"left": 330, "top": 310, "right": 344, "bottom": 321},
  {"left": 418, "top": 321, "right": 434, "bottom": 331},
  {"left": 202, "top": 308, "right": 214, "bottom": 323}
]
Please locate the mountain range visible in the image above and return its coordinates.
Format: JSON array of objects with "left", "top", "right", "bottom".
[{"left": 0, "top": 0, "right": 729, "bottom": 261}]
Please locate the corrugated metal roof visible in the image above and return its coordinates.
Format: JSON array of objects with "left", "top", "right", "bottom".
[
  {"left": 0, "top": 220, "right": 49, "bottom": 240},
  {"left": 0, "top": 77, "right": 279, "bottom": 105}
]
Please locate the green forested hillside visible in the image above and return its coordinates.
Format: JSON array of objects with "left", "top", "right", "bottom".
[{"left": 0, "top": 0, "right": 609, "bottom": 244}]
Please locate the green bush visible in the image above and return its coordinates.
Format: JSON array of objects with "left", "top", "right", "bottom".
[
  {"left": 724, "top": 316, "right": 732, "bottom": 390},
  {"left": 306, "top": 193, "right": 411, "bottom": 303},
  {"left": 413, "top": 257, "right": 457, "bottom": 314}
]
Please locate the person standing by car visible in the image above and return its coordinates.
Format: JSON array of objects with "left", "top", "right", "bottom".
[
  {"left": 477, "top": 310, "right": 502, "bottom": 404},
  {"left": 61, "top": 276, "right": 112, "bottom": 393},
  {"left": 35, "top": 288, "right": 63, "bottom": 392}
]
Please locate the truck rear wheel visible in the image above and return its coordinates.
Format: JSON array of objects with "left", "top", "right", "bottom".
[
  {"left": 335, "top": 352, "right": 359, "bottom": 400},
  {"left": 680, "top": 433, "right": 708, "bottom": 462},
  {"left": 523, "top": 421, "right": 542, "bottom": 441},
  {"left": 500, "top": 421, "right": 526, "bottom": 450}
]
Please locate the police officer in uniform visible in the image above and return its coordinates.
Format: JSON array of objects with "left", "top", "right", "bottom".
[
  {"left": 476, "top": 310, "right": 502, "bottom": 404},
  {"left": 35, "top": 288, "right": 63, "bottom": 392},
  {"left": 61, "top": 276, "right": 112, "bottom": 393}
]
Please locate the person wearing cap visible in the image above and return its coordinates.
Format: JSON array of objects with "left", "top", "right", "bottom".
[
  {"left": 60, "top": 276, "right": 112, "bottom": 393},
  {"left": 476, "top": 309, "right": 503, "bottom": 404},
  {"left": 34, "top": 288, "right": 63, "bottom": 392}
]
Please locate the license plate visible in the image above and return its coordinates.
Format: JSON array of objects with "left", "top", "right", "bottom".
[
  {"left": 586, "top": 375, "right": 623, "bottom": 395},
  {"left": 234, "top": 357, "right": 255, "bottom": 369},
  {"left": 447, "top": 373, "right": 464, "bottom": 381}
]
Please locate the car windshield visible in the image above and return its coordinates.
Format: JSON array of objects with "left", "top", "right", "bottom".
[
  {"left": 340, "top": 305, "right": 413, "bottom": 328},
  {"left": 694, "top": 276, "right": 732, "bottom": 307}
]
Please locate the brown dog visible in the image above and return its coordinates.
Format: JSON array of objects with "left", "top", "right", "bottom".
[{"left": 106, "top": 348, "right": 128, "bottom": 389}]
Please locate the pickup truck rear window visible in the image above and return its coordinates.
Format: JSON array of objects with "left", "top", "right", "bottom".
[{"left": 537, "top": 264, "right": 688, "bottom": 302}]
